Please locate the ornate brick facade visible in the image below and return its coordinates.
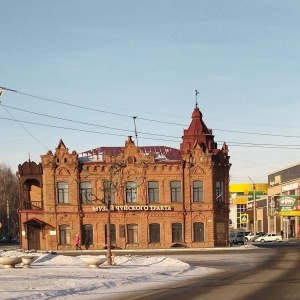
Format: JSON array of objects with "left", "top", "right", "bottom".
[{"left": 17, "top": 106, "right": 231, "bottom": 250}]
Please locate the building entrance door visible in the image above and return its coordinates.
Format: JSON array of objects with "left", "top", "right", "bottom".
[
  {"left": 27, "top": 224, "right": 41, "bottom": 250},
  {"left": 216, "top": 222, "right": 226, "bottom": 246}
]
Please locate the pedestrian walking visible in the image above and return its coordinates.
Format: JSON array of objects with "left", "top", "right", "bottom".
[
  {"left": 281, "top": 230, "right": 284, "bottom": 240},
  {"left": 75, "top": 234, "right": 81, "bottom": 250}
]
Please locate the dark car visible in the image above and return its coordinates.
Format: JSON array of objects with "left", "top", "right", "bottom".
[{"left": 230, "top": 233, "right": 245, "bottom": 245}]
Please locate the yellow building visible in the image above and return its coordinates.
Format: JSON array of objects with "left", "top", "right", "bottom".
[{"left": 230, "top": 183, "right": 268, "bottom": 232}]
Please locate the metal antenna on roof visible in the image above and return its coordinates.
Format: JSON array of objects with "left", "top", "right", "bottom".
[
  {"left": 195, "top": 90, "right": 199, "bottom": 108},
  {"left": 133, "top": 116, "right": 139, "bottom": 147}
]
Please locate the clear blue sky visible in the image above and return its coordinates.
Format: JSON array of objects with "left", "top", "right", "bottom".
[{"left": 1, "top": 1, "right": 300, "bottom": 183}]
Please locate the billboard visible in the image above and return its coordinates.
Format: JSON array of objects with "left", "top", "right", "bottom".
[{"left": 275, "top": 195, "right": 300, "bottom": 216}]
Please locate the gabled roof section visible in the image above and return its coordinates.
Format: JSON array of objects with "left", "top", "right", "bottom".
[
  {"left": 180, "top": 106, "right": 215, "bottom": 154},
  {"left": 56, "top": 139, "right": 67, "bottom": 150}
]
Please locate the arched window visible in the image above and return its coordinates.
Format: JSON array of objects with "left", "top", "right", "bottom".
[{"left": 127, "top": 156, "right": 136, "bottom": 165}]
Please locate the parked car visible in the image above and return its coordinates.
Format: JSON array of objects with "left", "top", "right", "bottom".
[
  {"left": 230, "top": 233, "right": 245, "bottom": 245},
  {"left": 254, "top": 233, "right": 282, "bottom": 242},
  {"left": 247, "top": 232, "right": 266, "bottom": 242},
  {"left": 236, "top": 231, "right": 253, "bottom": 242},
  {"left": 237, "top": 231, "right": 251, "bottom": 236},
  {"left": 244, "top": 232, "right": 255, "bottom": 242}
]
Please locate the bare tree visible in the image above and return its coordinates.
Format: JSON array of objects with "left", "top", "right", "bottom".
[{"left": 0, "top": 164, "right": 19, "bottom": 239}]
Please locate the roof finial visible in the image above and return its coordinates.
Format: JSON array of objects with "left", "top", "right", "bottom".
[
  {"left": 133, "top": 116, "right": 139, "bottom": 147},
  {"left": 195, "top": 90, "right": 199, "bottom": 108}
]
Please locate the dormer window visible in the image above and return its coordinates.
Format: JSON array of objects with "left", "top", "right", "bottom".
[{"left": 127, "top": 156, "right": 136, "bottom": 165}]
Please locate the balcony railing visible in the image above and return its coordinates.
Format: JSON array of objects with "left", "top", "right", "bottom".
[{"left": 23, "top": 201, "right": 43, "bottom": 210}]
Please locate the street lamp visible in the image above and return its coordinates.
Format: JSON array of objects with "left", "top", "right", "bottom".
[{"left": 249, "top": 177, "right": 256, "bottom": 238}]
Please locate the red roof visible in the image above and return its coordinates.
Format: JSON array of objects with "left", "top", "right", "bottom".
[{"left": 78, "top": 146, "right": 181, "bottom": 162}]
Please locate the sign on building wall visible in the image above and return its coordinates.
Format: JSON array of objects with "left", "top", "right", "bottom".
[{"left": 275, "top": 195, "right": 300, "bottom": 216}]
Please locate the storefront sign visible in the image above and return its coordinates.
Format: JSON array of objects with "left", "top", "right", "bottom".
[
  {"left": 276, "top": 195, "right": 300, "bottom": 216},
  {"left": 282, "top": 182, "right": 300, "bottom": 193},
  {"left": 93, "top": 205, "right": 172, "bottom": 212},
  {"left": 269, "top": 175, "right": 281, "bottom": 186}
]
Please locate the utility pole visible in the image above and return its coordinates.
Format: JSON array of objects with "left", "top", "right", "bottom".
[{"left": 249, "top": 177, "right": 256, "bottom": 238}]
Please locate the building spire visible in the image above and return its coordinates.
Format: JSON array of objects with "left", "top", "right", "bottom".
[
  {"left": 133, "top": 116, "right": 139, "bottom": 147},
  {"left": 195, "top": 90, "right": 199, "bottom": 108}
]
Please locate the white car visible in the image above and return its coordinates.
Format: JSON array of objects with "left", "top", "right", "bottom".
[
  {"left": 244, "top": 232, "right": 255, "bottom": 242},
  {"left": 255, "top": 233, "right": 282, "bottom": 242}
]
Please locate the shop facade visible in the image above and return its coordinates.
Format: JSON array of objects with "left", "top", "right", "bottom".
[{"left": 268, "top": 163, "right": 300, "bottom": 237}]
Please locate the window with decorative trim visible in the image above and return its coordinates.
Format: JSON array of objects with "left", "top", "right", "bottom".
[
  {"left": 172, "top": 223, "right": 182, "bottom": 243},
  {"left": 193, "top": 180, "right": 204, "bottom": 202},
  {"left": 82, "top": 224, "right": 93, "bottom": 245},
  {"left": 105, "top": 224, "right": 116, "bottom": 245},
  {"left": 80, "top": 182, "right": 92, "bottom": 204},
  {"left": 148, "top": 181, "right": 159, "bottom": 203},
  {"left": 149, "top": 223, "right": 160, "bottom": 243},
  {"left": 126, "top": 181, "right": 137, "bottom": 203},
  {"left": 104, "top": 181, "right": 115, "bottom": 204},
  {"left": 58, "top": 182, "right": 69, "bottom": 204},
  {"left": 127, "top": 223, "right": 138, "bottom": 243},
  {"left": 171, "top": 181, "right": 181, "bottom": 202},
  {"left": 59, "top": 224, "right": 70, "bottom": 245}
]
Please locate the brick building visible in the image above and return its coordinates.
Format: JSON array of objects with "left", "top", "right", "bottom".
[{"left": 17, "top": 105, "right": 231, "bottom": 250}]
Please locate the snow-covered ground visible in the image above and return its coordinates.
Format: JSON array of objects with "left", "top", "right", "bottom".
[{"left": 0, "top": 246, "right": 261, "bottom": 300}]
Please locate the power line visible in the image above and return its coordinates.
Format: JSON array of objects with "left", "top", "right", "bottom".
[
  {"left": 0, "top": 116, "right": 182, "bottom": 143},
  {"left": 0, "top": 104, "right": 180, "bottom": 139},
  {"left": 0, "top": 104, "right": 50, "bottom": 151},
  {"left": 2, "top": 100, "right": 300, "bottom": 142},
  {"left": 0, "top": 86, "right": 187, "bottom": 127},
  {"left": 2, "top": 86, "right": 300, "bottom": 149},
  {"left": 1, "top": 115, "right": 300, "bottom": 150}
]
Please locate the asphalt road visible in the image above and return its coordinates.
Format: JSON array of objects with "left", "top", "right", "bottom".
[
  {"left": 2, "top": 241, "right": 300, "bottom": 299},
  {"left": 109, "top": 242, "right": 300, "bottom": 300}
]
